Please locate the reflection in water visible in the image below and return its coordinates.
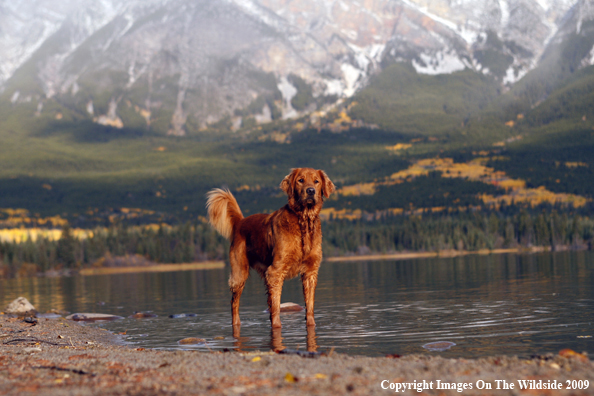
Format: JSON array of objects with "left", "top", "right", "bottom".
[
  {"left": 306, "top": 326, "right": 318, "bottom": 352},
  {"left": 1, "top": 251, "right": 593, "bottom": 357},
  {"left": 267, "top": 326, "right": 318, "bottom": 352},
  {"left": 270, "top": 327, "right": 283, "bottom": 352}
]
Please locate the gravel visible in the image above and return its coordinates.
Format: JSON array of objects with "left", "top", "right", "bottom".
[{"left": 1, "top": 315, "right": 593, "bottom": 395}]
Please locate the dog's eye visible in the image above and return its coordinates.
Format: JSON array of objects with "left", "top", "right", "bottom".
[
  {"left": 314, "top": 180, "right": 319, "bottom": 184},
  {"left": 298, "top": 178, "right": 304, "bottom": 183}
]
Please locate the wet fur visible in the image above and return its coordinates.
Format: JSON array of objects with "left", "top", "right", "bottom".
[{"left": 206, "top": 168, "right": 335, "bottom": 328}]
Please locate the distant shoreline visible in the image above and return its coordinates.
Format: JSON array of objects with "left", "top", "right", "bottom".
[
  {"left": 78, "top": 261, "right": 225, "bottom": 276},
  {"left": 81, "top": 248, "right": 551, "bottom": 276},
  {"left": 325, "top": 247, "right": 556, "bottom": 263},
  {"left": 2, "top": 246, "right": 584, "bottom": 280}
]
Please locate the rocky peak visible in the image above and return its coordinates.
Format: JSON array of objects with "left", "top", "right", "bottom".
[{"left": 0, "top": 0, "right": 591, "bottom": 135}]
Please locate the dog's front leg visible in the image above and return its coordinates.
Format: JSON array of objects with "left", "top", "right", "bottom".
[
  {"left": 301, "top": 270, "right": 318, "bottom": 327},
  {"left": 265, "top": 266, "right": 284, "bottom": 328}
]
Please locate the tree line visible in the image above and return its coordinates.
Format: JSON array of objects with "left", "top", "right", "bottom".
[
  {"left": 323, "top": 210, "right": 593, "bottom": 255},
  {"left": 1, "top": 210, "right": 593, "bottom": 277},
  {"left": 0, "top": 223, "right": 228, "bottom": 277}
]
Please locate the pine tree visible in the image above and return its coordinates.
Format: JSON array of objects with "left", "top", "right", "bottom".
[{"left": 56, "top": 224, "right": 77, "bottom": 268}]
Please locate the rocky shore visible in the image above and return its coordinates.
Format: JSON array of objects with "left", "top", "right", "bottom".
[{"left": 1, "top": 312, "right": 593, "bottom": 396}]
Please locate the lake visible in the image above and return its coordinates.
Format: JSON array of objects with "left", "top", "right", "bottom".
[{"left": 1, "top": 251, "right": 593, "bottom": 358}]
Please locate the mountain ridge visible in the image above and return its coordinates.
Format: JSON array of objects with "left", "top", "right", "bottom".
[
  {"left": 2, "top": 0, "right": 592, "bottom": 136},
  {"left": 0, "top": 0, "right": 593, "bottom": 220}
]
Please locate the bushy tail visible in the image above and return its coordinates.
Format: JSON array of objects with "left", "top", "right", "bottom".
[{"left": 206, "top": 188, "right": 244, "bottom": 240}]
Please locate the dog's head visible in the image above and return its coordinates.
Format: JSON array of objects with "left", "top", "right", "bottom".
[{"left": 280, "top": 168, "right": 335, "bottom": 209}]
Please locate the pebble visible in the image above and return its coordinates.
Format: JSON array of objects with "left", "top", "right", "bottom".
[
  {"left": 422, "top": 341, "right": 456, "bottom": 351},
  {"left": 23, "top": 347, "right": 42, "bottom": 353},
  {"left": 128, "top": 312, "right": 158, "bottom": 319},
  {"left": 178, "top": 337, "right": 206, "bottom": 345},
  {"left": 277, "top": 349, "right": 323, "bottom": 358},
  {"left": 169, "top": 313, "right": 197, "bottom": 319},
  {"left": 559, "top": 348, "right": 588, "bottom": 362},
  {"left": 65, "top": 313, "right": 125, "bottom": 322},
  {"left": 4, "top": 297, "right": 37, "bottom": 316},
  {"left": 265, "top": 302, "right": 304, "bottom": 313},
  {"left": 37, "top": 313, "right": 64, "bottom": 320},
  {"left": 49, "top": 309, "right": 70, "bottom": 316}
]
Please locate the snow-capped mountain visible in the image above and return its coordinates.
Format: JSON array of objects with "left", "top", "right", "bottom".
[{"left": 0, "top": 0, "right": 592, "bottom": 135}]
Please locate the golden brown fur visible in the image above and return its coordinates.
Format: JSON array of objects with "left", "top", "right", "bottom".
[{"left": 206, "top": 168, "right": 335, "bottom": 329}]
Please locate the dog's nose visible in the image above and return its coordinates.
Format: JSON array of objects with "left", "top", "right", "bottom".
[{"left": 306, "top": 187, "right": 315, "bottom": 196}]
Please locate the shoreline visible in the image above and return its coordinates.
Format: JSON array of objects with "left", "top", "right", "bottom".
[
  {"left": 1, "top": 246, "right": 588, "bottom": 280},
  {"left": 78, "top": 261, "right": 225, "bottom": 276},
  {"left": 325, "top": 246, "right": 561, "bottom": 263},
  {"left": 0, "top": 314, "right": 592, "bottom": 395}
]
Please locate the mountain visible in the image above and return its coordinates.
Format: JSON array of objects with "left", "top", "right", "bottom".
[
  {"left": 0, "top": 0, "right": 594, "bottom": 221},
  {"left": 1, "top": 0, "right": 591, "bottom": 137},
  {"left": 349, "top": 0, "right": 594, "bottom": 139}
]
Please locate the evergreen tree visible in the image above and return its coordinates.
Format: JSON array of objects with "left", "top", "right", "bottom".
[{"left": 56, "top": 224, "right": 77, "bottom": 268}]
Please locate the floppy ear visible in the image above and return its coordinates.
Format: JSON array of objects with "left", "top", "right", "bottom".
[
  {"left": 317, "top": 170, "right": 335, "bottom": 198},
  {"left": 280, "top": 168, "right": 299, "bottom": 197}
]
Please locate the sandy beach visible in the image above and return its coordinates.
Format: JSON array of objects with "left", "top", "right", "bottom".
[{"left": 0, "top": 314, "right": 593, "bottom": 396}]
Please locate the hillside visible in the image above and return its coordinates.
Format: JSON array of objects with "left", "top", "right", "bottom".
[
  {"left": 1, "top": 61, "right": 594, "bottom": 224},
  {"left": 347, "top": 64, "right": 502, "bottom": 138},
  {"left": 0, "top": 1, "right": 594, "bottom": 225},
  {"left": 1, "top": 0, "right": 589, "bottom": 136}
]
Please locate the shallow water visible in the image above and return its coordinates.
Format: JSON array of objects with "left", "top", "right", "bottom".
[{"left": 1, "top": 251, "right": 593, "bottom": 358}]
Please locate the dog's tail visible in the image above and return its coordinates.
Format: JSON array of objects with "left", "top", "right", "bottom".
[{"left": 206, "top": 188, "right": 244, "bottom": 240}]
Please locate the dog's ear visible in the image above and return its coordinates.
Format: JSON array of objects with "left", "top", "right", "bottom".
[
  {"left": 280, "top": 168, "right": 299, "bottom": 197},
  {"left": 317, "top": 170, "right": 335, "bottom": 198}
]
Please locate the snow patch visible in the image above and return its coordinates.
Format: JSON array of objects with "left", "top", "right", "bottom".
[
  {"left": 498, "top": 0, "right": 510, "bottom": 27},
  {"left": 324, "top": 79, "right": 344, "bottom": 96},
  {"left": 127, "top": 60, "right": 148, "bottom": 88},
  {"left": 254, "top": 104, "right": 272, "bottom": 124},
  {"left": 534, "top": 0, "right": 549, "bottom": 10},
  {"left": 354, "top": 51, "right": 370, "bottom": 71},
  {"left": 35, "top": 101, "right": 43, "bottom": 117},
  {"left": 502, "top": 65, "right": 528, "bottom": 85},
  {"left": 400, "top": 0, "right": 478, "bottom": 45},
  {"left": 277, "top": 76, "right": 298, "bottom": 119},
  {"left": 347, "top": 42, "right": 386, "bottom": 68},
  {"left": 577, "top": 0, "right": 594, "bottom": 34},
  {"left": 94, "top": 98, "right": 123, "bottom": 129},
  {"left": 0, "top": 18, "right": 63, "bottom": 85},
  {"left": 535, "top": 0, "right": 575, "bottom": 13},
  {"left": 412, "top": 51, "right": 467, "bottom": 75},
  {"left": 340, "top": 29, "right": 358, "bottom": 40},
  {"left": 580, "top": 45, "right": 594, "bottom": 68},
  {"left": 231, "top": 116, "right": 242, "bottom": 131},
  {"left": 341, "top": 63, "right": 362, "bottom": 97},
  {"left": 230, "top": 0, "right": 287, "bottom": 33},
  {"left": 367, "top": 44, "right": 386, "bottom": 60},
  {"left": 169, "top": 88, "right": 187, "bottom": 136}
]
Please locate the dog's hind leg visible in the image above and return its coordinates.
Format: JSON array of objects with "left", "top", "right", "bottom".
[{"left": 229, "top": 239, "right": 249, "bottom": 329}]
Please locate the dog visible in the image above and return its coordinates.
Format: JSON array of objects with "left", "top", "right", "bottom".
[{"left": 206, "top": 168, "right": 335, "bottom": 329}]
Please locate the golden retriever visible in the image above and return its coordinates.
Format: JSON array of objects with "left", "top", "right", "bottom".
[{"left": 206, "top": 168, "right": 335, "bottom": 329}]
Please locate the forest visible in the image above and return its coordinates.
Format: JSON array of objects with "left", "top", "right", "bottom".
[{"left": 1, "top": 207, "right": 593, "bottom": 278}]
